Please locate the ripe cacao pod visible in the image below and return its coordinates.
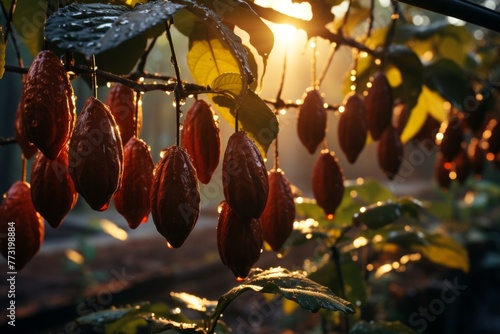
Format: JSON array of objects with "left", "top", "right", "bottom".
[
  {"left": 377, "top": 126, "right": 404, "bottom": 180},
  {"left": 468, "top": 138, "right": 484, "bottom": 177},
  {"left": 217, "top": 201, "right": 263, "bottom": 279},
  {"left": 15, "top": 91, "right": 38, "bottom": 159},
  {"left": 0, "top": 181, "right": 44, "bottom": 270},
  {"left": 260, "top": 169, "right": 295, "bottom": 252},
  {"left": 364, "top": 71, "right": 393, "bottom": 140},
  {"left": 297, "top": 88, "right": 327, "bottom": 154},
  {"left": 312, "top": 150, "right": 345, "bottom": 216},
  {"left": 436, "top": 115, "right": 464, "bottom": 162},
  {"left": 452, "top": 148, "right": 470, "bottom": 185},
  {"left": 435, "top": 153, "right": 452, "bottom": 190},
  {"left": 105, "top": 83, "right": 142, "bottom": 145},
  {"left": 31, "top": 149, "right": 78, "bottom": 228},
  {"left": 114, "top": 138, "right": 154, "bottom": 229},
  {"left": 151, "top": 145, "right": 200, "bottom": 248},
  {"left": 68, "top": 97, "right": 123, "bottom": 211},
  {"left": 338, "top": 92, "right": 367, "bottom": 164},
  {"left": 22, "top": 50, "right": 76, "bottom": 160},
  {"left": 394, "top": 103, "right": 408, "bottom": 135},
  {"left": 222, "top": 131, "right": 269, "bottom": 219},
  {"left": 181, "top": 100, "right": 221, "bottom": 184}
]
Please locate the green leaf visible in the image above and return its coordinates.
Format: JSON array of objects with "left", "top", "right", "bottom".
[
  {"left": 0, "top": 27, "right": 5, "bottom": 79},
  {"left": 146, "top": 318, "right": 203, "bottom": 333},
  {"left": 398, "top": 197, "right": 424, "bottom": 220},
  {"left": 412, "top": 233, "right": 469, "bottom": 272},
  {"left": 170, "top": 292, "right": 217, "bottom": 317},
  {"left": 424, "top": 59, "right": 468, "bottom": 109},
  {"left": 353, "top": 202, "right": 402, "bottom": 229},
  {"left": 350, "top": 320, "right": 417, "bottom": 334},
  {"left": 45, "top": 1, "right": 185, "bottom": 56},
  {"left": 210, "top": 73, "right": 243, "bottom": 96},
  {"left": 212, "top": 90, "right": 277, "bottom": 156},
  {"left": 214, "top": 267, "right": 355, "bottom": 322}
]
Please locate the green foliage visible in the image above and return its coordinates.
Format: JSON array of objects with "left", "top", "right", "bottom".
[{"left": 349, "top": 320, "right": 417, "bottom": 334}]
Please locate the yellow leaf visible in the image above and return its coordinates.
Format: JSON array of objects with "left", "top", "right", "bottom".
[
  {"left": 412, "top": 234, "right": 469, "bottom": 272},
  {"left": 282, "top": 298, "right": 299, "bottom": 315}
]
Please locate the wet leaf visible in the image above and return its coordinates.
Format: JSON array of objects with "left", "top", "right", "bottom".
[
  {"left": 349, "top": 320, "right": 417, "bottom": 333},
  {"left": 424, "top": 59, "right": 468, "bottom": 109},
  {"left": 210, "top": 73, "right": 243, "bottom": 97},
  {"left": 353, "top": 202, "right": 402, "bottom": 229},
  {"left": 170, "top": 292, "right": 217, "bottom": 317},
  {"left": 412, "top": 233, "right": 469, "bottom": 272}
]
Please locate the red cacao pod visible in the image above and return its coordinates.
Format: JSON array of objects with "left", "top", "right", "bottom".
[
  {"left": 15, "top": 91, "right": 38, "bottom": 159},
  {"left": 338, "top": 92, "right": 367, "bottom": 164},
  {"left": 217, "top": 201, "right": 263, "bottom": 279},
  {"left": 31, "top": 149, "right": 78, "bottom": 228},
  {"left": 0, "top": 181, "right": 44, "bottom": 270},
  {"left": 468, "top": 138, "right": 484, "bottom": 177},
  {"left": 452, "top": 148, "right": 470, "bottom": 185},
  {"left": 364, "top": 71, "right": 393, "bottom": 140},
  {"left": 297, "top": 88, "right": 327, "bottom": 154},
  {"left": 413, "top": 115, "right": 441, "bottom": 144},
  {"left": 377, "top": 126, "right": 404, "bottom": 180},
  {"left": 260, "top": 169, "right": 295, "bottom": 252},
  {"left": 68, "top": 97, "right": 123, "bottom": 211},
  {"left": 151, "top": 145, "right": 200, "bottom": 248},
  {"left": 312, "top": 150, "right": 345, "bottom": 217},
  {"left": 435, "top": 153, "right": 452, "bottom": 190},
  {"left": 181, "top": 100, "right": 221, "bottom": 184},
  {"left": 22, "top": 50, "right": 76, "bottom": 160},
  {"left": 105, "top": 83, "right": 142, "bottom": 145},
  {"left": 436, "top": 115, "right": 464, "bottom": 162},
  {"left": 222, "top": 131, "right": 269, "bottom": 219},
  {"left": 114, "top": 138, "right": 154, "bottom": 229}
]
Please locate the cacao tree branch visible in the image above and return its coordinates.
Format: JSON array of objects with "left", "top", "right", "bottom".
[
  {"left": 135, "top": 37, "right": 158, "bottom": 75},
  {"left": 263, "top": 98, "right": 340, "bottom": 112},
  {"left": 0, "top": 1, "right": 24, "bottom": 71}
]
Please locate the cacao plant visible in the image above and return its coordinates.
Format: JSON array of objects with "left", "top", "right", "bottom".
[
  {"left": 338, "top": 92, "right": 367, "bottom": 164},
  {"left": 114, "top": 138, "right": 154, "bottom": 229},
  {"left": 14, "top": 91, "right": 38, "bottom": 159},
  {"left": 364, "top": 71, "right": 393, "bottom": 140},
  {"left": 150, "top": 145, "right": 200, "bottom": 248},
  {"left": 377, "top": 126, "right": 404, "bottom": 180},
  {"left": 22, "top": 50, "right": 76, "bottom": 160},
  {"left": 452, "top": 148, "right": 470, "bottom": 185},
  {"left": 436, "top": 115, "right": 464, "bottom": 162},
  {"left": 217, "top": 201, "right": 263, "bottom": 279},
  {"left": 181, "top": 99, "right": 221, "bottom": 184},
  {"left": 435, "top": 153, "right": 452, "bottom": 190},
  {"left": 0, "top": 181, "right": 45, "bottom": 270},
  {"left": 483, "top": 118, "right": 500, "bottom": 155},
  {"left": 68, "top": 97, "right": 123, "bottom": 211},
  {"left": 260, "top": 169, "right": 295, "bottom": 252},
  {"left": 297, "top": 88, "right": 327, "bottom": 154},
  {"left": 31, "top": 149, "right": 78, "bottom": 228},
  {"left": 105, "top": 83, "right": 142, "bottom": 145},
  {"left": 222, "top": 131, "right": 269, "bottom": 219},
  {"left": 312, "top": 150, "right": 345, "bottom": 216},
  {"left": 468, "top": 138, "right": 484, "bottom": 177}
]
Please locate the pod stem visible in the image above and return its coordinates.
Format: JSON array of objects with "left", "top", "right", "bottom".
[
  {"left": 91, "top": 54, "right": 98, "bottom": 99},
  {"left": 21, "top": 156, "right": 27, "bottom": 182},
  {"left": 134, "top": 90, "right": 141, "bottom": 139},
  {"left": 165, "top": 20, "right": 183, "bottom": 146}
]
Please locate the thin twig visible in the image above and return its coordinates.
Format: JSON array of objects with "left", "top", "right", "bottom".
[
  {"left": 91, "top": 54, "right": 97, "bottom": 98},
  {"left": 134, "top": 90, "right": 141, "bottom": 139},
  {"left": 311, "top": 37, "right": 318, "bottom": 87},
  {"left": 165, "top": 20, "right": 183, "bottom": 146},
  {"left": 317, "top": 42, "right": 338, "bottom": 87},
  {"left": 136, "top": 37, "right": 158, "bottom": 74},
  {"left": 0, "top": 1, "right": 23, "bottom": 71},
  {"left": 2, "top": 0, "right": 16, "bottom": 43}
]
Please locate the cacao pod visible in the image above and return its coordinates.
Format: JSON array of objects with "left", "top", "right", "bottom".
[
  {"left": 463, "top": 87, "right": 492, "bottom": 134},
  {"left": 114, "top": 138, "right": 154, "bottom": 229},
  {"left": 0, "top": 181, "right": 44, "bottom": 270},
  {"left": 452, "top": 148, "right": 470, "bottom": 185},
  {"left": 468, "top": 138, "right": 484, "bottom": 177},
  {"left": 312, "top": 150, "right": 345, "bottom": 216},
  {"left": 260, "top": 169, "right": 295, "bottom": 252},
  {"left": 31, "top": 149, "right": 78, "bottom": 228},
  {"left": 105, "top": 83, "right": 142, "bottom": 145},
  {"left": 394, "top": 103, "right": 408, "bottom": 135},
  {"left": 483, "top": 118, "right": 500, "bottom": 154},
  {"left": 14, "top": 91, "right": 38, "bottom": 159},
  {"left": 222, "top": 131, "right": 269, "bottom": 219},
  {"left": 181, "top": 100, "right": 221, "bottom": 184},
  {"left": 436, "top": 115, "right": 464, "bottom": 162},
  {"left": 297, "top": 88, "right": 327, "bottom": 154},
  {"left": 435, "top": 153, "right": 452, "bottom": 190},
  {"left": 338, "top": 92, "right": 367, "bottom": 164},
  {"left": 413, "top": 115, "right": 441, "bottom": 144},
  {"left": 217, "top": 201, "right": 263, "bottom": 279},
  {"left": 377, "top": 126, "right": 404, "bottom": 180},
  {"left": 364, "top": 71, "right": 393, "bottom": 140},
  {"left": 22, "top": 50, "right": 76, "bottom": 160},
  {"left": 151, "top": 145, "right": 200, "bottom": 248},
  {"left": 68, "top": 97, "right": 123, "bottom": 211}
]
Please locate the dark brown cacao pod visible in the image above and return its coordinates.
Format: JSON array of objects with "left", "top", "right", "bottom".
[
  {"left": 151, "top": 145, "right": 200, "bottom": 248},
  {"left": 217, "top": 201, "right": 263, "bottom": 279},
  {"left": 15, "top": 91, "right": 38, "bottom": 159},
  {"left": 105, "top": 83, "right": 142, "bottom": 145},
  {"left": 364, "top": 71, "right": 393, "bottom": 140},
  {"left": 31, "top": 149, "right": 78, "bottom": 228},
  {"left": 181, "top": 100, "right": 221, "bottom": 184},
  {"left": 452, "top": 148, "right": 470, "bottom": 185},
  {"left": 297, "top": 88, "right": 327, "bottom": 154},
  {"left": 435, "top": 153, "right": 452, "bottom": 190},
  {"left": 68, "top": 97, "right": 123, "bottom": 211},
  {"left": 312, "top": 150, "right": 345, "bottom": 217},
  {"left": 338, "top": 92, "right": 367, "bottom": 164},
  {"left": 377, "top": 126, "right": 404, "bottom": 180},
  {"left": 413, "top": 115, "right": 441, "bottom": 144},
  {"left": 0, "top": 181, "right": 44, "bottom": 270},
  {"left": 260, "top": 169, "right": 295, "bottom": 252},
  {"left": 222, "top": 131, "right": 269, "bottom": 219},
  {"left": 114, "top": 138, "right": 154, "bottom": 229},
  {"left": 22, "top": 50, "right": 76, "bottom": 160},
  {"left": 468, "top": 138, "right": 484, "bottom": 177},
  {"left": 436, "top": 115, "right": 464, "bottom": 162}
]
